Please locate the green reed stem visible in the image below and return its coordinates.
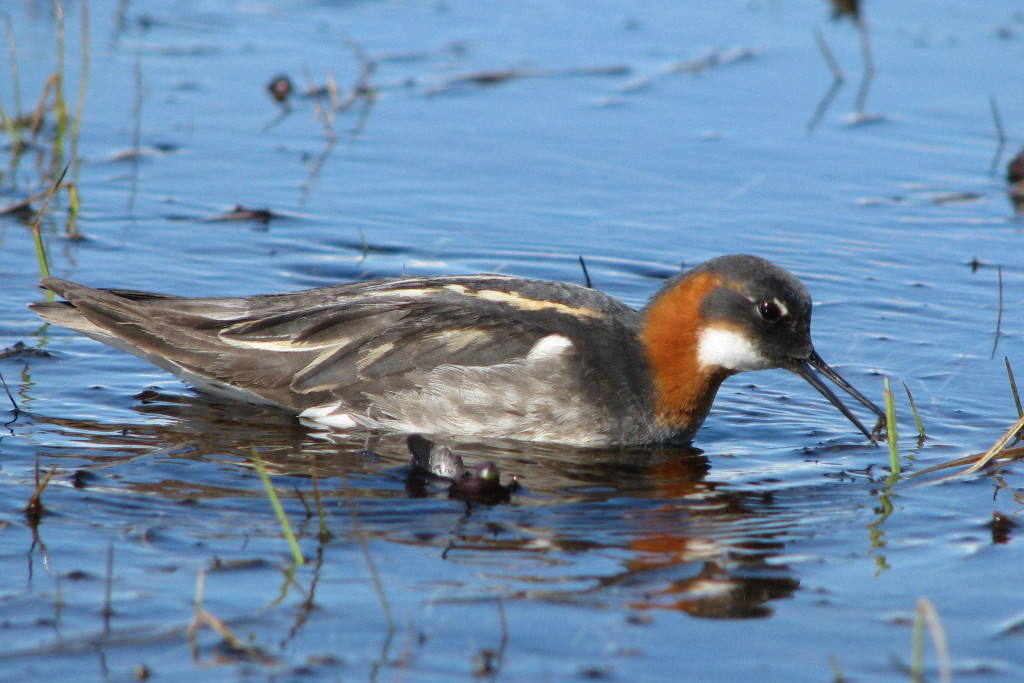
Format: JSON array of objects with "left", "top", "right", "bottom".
[
  {"left": 31, "top": 219, "right": 51, "bottom": 284},
  {"left": 30, "top": 160, "right": 73, "bottom": 296},
  {"left": 883, "top": 378, "right": 900, "bottom": 477},
  {"left": 252, "top": 448, "right": 305, "bottom": 566}
]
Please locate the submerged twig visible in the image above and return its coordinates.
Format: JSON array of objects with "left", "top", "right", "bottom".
[
  {"left": 66, "top": 0, "right": 89, "bottom": 239},
  {"left": 911, "top": 597, "right": 951, "bottom": 683},
  {"left": 991, "top": 264, "right": 1004, "bottom": 359},
  {"left": 807, "top": 28, "right": 845, "bottom": 134},
  {"left": 962, "top": 414, "right": 1024, "bottom": 476},
  {"left": 910, "top": 414, "right": 1024, "bottom": 482},
  {"left": 188, "top": 569, "right": 274, "bottom": 663},
  {"left": 989, "top": 94, "right": 1006, "bottom": 178},
  {"left": 617, "top": 49, "right": 751, "bottom": 94},
  {"left": 127, "top": 55, "right": 143, "bottom": 214},
  {"left": 432, "top": 62, "right": 631, "bottom": 95},
  {"left": 53, "top": 0, "right": 68, "bottom": 162},
  {"left": 309, "top": 460, "right": 330, "bottom": 543},
  {"left": 302, "top": 64, "right": 337, "bottom": 141},
  {"left": 337, "top": 33, "right": 377, "bottom": 116},
  {"left": 339, "top": 470, "right": 394, "bottom": 632},
  {"left": 102, "top": 540, "right": 114, "bottom": 635},
  {"left": 0, "top": 12, "right": 24, "bottom": 151},
  {"left": 0, "top": 369, "right": 20, "bottom": 421},
  {"left": 25, "top": 463, "right": 58, "bottom": 525},
  {"left": 852, "top": 16, "right": 875, "bottom": 118},
  {"left": 906, "top": 445, "right": 1024, "bottom": 481}
]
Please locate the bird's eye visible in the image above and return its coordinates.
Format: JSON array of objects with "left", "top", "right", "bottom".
[{"left": 758, "top": 300, "right": 783, "bottom": 322}]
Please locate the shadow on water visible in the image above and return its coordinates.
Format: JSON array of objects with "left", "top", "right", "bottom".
[{"left": 29, "top": 390, "right": 800, "bottom": 621}]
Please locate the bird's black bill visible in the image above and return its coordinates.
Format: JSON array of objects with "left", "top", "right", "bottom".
[{"left": 789, "top": 350, "right": 885, "bottom": 443}]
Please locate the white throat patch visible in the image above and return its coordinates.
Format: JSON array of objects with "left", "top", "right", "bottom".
[{"left": 697, "top": 326, "right": 772, "bottom": 372}]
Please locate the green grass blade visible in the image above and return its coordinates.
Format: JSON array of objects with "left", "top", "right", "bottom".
[
  {"left": 1006, "top": 357, "right": 1022, "bottom": 419},
  {"left": 902, "top": 381, "right": 925, "bottom": 440},
  {"left": 884, "top": 378, "right": 900, "bottom": 477},
  {"left": 251, "top": 448, "right": 305, "bottom": 566}
]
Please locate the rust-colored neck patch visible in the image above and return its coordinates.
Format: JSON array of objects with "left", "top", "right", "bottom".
[{"left": 640, "top": 272, "right": 733, "bottom": 434}]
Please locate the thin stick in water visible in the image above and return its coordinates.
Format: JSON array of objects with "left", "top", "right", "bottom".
[
  {"left": 1006, "top": 357, "right": 1022, "bottom": 419},
  {"left": 339, "top": 470, "right": 394, "bottom": 632},
  {"left": 991, "top": 264, "right": 1004, "bottom": 359},
  {"left": 961, "top": 414, "right": 1024, "bottom": 476},
  {"left": 853, "top": 16, "right": 875, "bottom": 117},
  {"left": 309, "top": 460, "right": 331, "bottom": 542},
  {"left": 67, "top": 0, "right": 90, "bottom": 238},
  {"left": 989, "top": 94, "right": 1006, "bottom": 178},
  {"left": 911, "top": 597, "right": 951, "bottom": 683},
  {"left": 0, "top": 369, "right": 20, "bottom": 420},
  {"left": 53, "top": 0, "right": 68, "bottom": 160},
  {"left": 902, "top": 381, "right": 925, "bottom": 441},
  {"left": 25, "top": 462, "right": 57, "bottom": 525},
  {"left": 578, "top": 255, "right": 592, "bottom": 288},
  {"left": 807, "top": 28, "right": 845, "bottom": 134},
  {"left": 0, "top": 13, "right": 24, "bottom": 148},
  {"left": 127, "top": 56, "right": 143, "bottom": 213},
  {"left": 102, "top": 541, "right": 114, "bottom": 635}
]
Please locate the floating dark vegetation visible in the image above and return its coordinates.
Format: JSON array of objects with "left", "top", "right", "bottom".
[
  {"left": 989, "top": 512, "right": 1018, "bottom": 544},
  {"left": 263, "top": 34, "right": 378, "bottom": 139},
  {"left": 0, "top": 340, "right": 52, "bottom": 360},
  {"left": 202, "top": 203, "right": 282, "bottom": 227},
  {"left": 261, "top": 30, "right": 761, "bottom": 141},
  {"left": 427, "top": 62, "right": 632, "bottom": 96},
  {"left": 406, "top": 434, "right": 519, "bottom": 506},
  {"left": 1006, "top": 146, "right": 1024, "bottom": 214},
  {"left": 266, "top": 74, "right": 293, "bottom": 103},
  {"left": 829, "top": 0, "right": 861, "bottom": 20},
  {"left": 24, "top": 461, "right": 57, "bottom": 526},
  {"left": 989, "top": 96, "right": 1024, "bottom": 213}
]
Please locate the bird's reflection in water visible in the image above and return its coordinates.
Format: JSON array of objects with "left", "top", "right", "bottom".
[{"left": 31, "top": 389, "right": 799, "bottom": 618}]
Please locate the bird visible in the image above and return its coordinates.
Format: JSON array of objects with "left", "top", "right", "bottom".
[{"left": 29, "top": 254, "right": 884, "bottom": 447}]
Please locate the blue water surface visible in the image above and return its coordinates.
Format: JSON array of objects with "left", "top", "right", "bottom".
[{"left": 1, "top": 0, "right": 1023, "bottom": 680}]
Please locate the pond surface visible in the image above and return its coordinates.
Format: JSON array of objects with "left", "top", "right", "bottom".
[{"left": 2, "top": 0, "right": 1023, "bottom": 680}]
